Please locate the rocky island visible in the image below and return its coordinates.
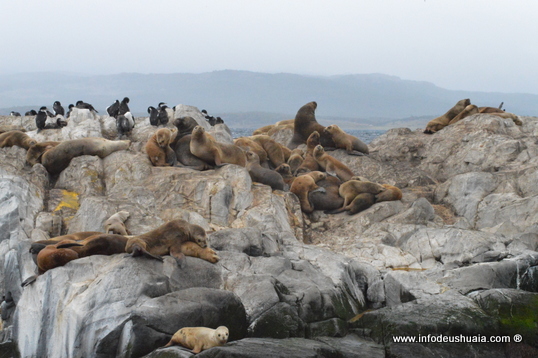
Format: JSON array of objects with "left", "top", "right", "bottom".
[{"left": 0, "top": 103, "right": 537, "bottom": 358}]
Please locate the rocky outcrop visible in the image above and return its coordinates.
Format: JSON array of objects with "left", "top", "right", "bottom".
[{"left": 0, "top": 109, "right": 537, "bottom": 357}]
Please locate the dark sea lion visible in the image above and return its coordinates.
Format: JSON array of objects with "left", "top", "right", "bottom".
[
  {"left": 190, "top": 126, "right": 246, "bottom": 167},
  {"left": 290, "top": 171, "right": 327, "bottom": 213},
  {"left": 313, "top": 144, "right": 355, "bottom": 181},
  {"left": 288, "top": 101, "right": 335, "bottom": 149},
  {"left": 309, "top": 175, "right": 344, "bottom": 211},
  {"left": 245, "top": 151, "right": 285, "bottom": 191},
  {"left": 27, "top": 138, "right": 130, "bottom": 174},
  {"left": 125, "top": 219, "right": 208, "bottom": 267},
  {"left": 0, "top": 130, "right": 37, "bottom": 150}
]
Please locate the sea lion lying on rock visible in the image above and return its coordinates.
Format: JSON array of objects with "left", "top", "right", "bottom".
[
  {"left": 163, "top": 326, "right": 229, "bottom": 353},
  {"left": 146, "top": 128, "right": 177, "bottom": 167},
  {"left": 313, "top": 144, "right": 355, "bottom": 181},
  {"left": 424, "top": 98, "right": 471, "bottom": 134},
  {"left": 104, "top": 211, "right": 130, "bottom": 236},
  {"left": 0, "top": 130, "right": 37, "bottom": 150},
  {"left": 190, "top": 126, "right": 246, "bottom": 167},
  {"left": 245, "top": 151, "right": 286, "bottom": 191},
  {"left": 327, "top": 179, "right": 386, "bottom": 214},
  {"left": 324, "top": 124, "right": 369, "bottom": 155},
  {"left": 26, "top": 138, "right": 130, "bottom": 175},
  {"left": 290, "top": 171, "right": 327, "bottom": 213},
  {"left": 125, "top": 219, "right": 210, "bottom": 267}
]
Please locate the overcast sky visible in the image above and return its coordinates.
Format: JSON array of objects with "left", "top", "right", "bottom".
[{"left": 2, "top": 1, "right": 537, "bottom": 94}]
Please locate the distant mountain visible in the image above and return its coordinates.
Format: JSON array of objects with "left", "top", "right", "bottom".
[{"left": 1, "top": 70, "right": 537, "bottom": 129}]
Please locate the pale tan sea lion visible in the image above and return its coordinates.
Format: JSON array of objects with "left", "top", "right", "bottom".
[
  {"left": 324, "top": 124, "right": 369, "bottom": 155},
  {"left": 0, "top": 130, "right": 36, "bottom": 150},
  {"left": 313, "top": 144, "right": 355, "bottom": 181},
  {"left": 190, "top": 126, "right": 246, "bottom": 167},
  {"left": 164, "top": 326, "right": 229, "bottom": 353},
  {"left": 290, "top": 171, "right": 327, "bottom": 213}
]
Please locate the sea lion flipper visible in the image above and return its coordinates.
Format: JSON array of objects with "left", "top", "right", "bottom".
[
  {"left": 21, "top": 275, "right": 37, "bottom": 287},
  {"left": 56, "top": 243, "right": 84, "bottom": 249},
  {"left": 347, "top": 150, "right": 365, "bottom": 156},
  {"left": 171, "top": 245, "right": 186, "bottom": 268}
]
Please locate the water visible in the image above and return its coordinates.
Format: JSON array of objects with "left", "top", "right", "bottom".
[{"left": 230, "top": 128, "right": 386, "bottom": 144}]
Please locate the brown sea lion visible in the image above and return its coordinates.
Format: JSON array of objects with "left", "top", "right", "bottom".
[
  {"left": 290, "top": 171, "right": 327, "bottom": 213},
  {"left": 252, "top": 124, "right": 275, "bottom": 136},
  {"left": 424, "top": 98, "right": 471, "bottom": 134},
  {"left": 478, "top": 107, "right": 505, "bottom": 114},
  {"left": 245, "top": 151, "right": 286, "bottom": 191},
  {"left": 295, "top": 131, "right": 321, "bottom": 175},
  {"left": 448, "top": 104, "right": 479, "bottom": 125},
  {"left": 346, "top": 193, "right": 377, "bottom": 215},
  {"left": 275, "top": 163, "right": 295, "bottom": 187},
  {"left": 125, "top": 219, "right": 208, "bottom": 267},
  {"left": 234, "top": 137, "right": 269, "bottom": 167},
  {"left": 33, "top": 231, "right": 103, "bottom": 246},
  {"left": 164, "top": 326, "right": 229, "bottom": 353},
  {"left": 104, "top": 211, "right": 130, "bottom": 236},
  {"left": 249, "top": 135, "right": 286, "bottom": 168},
  {"left": 35, "top": 242, "right": 80, "bottom": 273},
  {"left": 27, "top": 138, "right": 130, "bottom": 175},
  {"left": 308, "top": 175, "right": 344, "bottom": 211},
  {"left": 171, "top": 135, "right": 212, "bottom": 170},
  {"left": 288, "top": 101, "right": 335, "bottom": 149},
  {"left": 287, "top": 148, "right": 304, "bottom": 174},
  {"left": 0, "top": 131, "right": 37, "bottom": 150},
  {"left": 26, "top": 141, "right": 61, "bottom": 166},
  {"left": 313, "top": 145, "right": 354, "bottom": 181},
  {"left": 375, "top": 184, "right": 403, "bottom": 203},
  {"left": 275, "top": 119, "right": 295, "bottom": 126},
  {"left": 328, "top": 180, "right": 386, "bottom": 214},
  {"left": 324, "top": 124, "right": 369, "bottom": 155},
  {"left": 488, "top": 111, "right": 523, "bottom": 125},
  {"left": 190, "top": 126, "right": 246, "bottom": 167},
  {"left": 146, "top": 128, "right": 177, "bottom": 167}
]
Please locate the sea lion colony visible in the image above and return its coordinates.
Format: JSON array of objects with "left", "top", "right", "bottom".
[{"left": 3, "top": 97, "right": 521, "bottom": 353}]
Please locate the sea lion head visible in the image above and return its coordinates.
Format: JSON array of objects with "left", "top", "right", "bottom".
[
  {"left": 192, "top": 125, "right": 205, "bottom": 138},
  {"left": 214, "top": 326, "right": 229, "bottom": 345},
  {"left": 189, "top": 224, "right": 208, "bottom": 248},
  {"left": 155, "top": 128, "right": 172, "bottom": 148},
  {"left": 306, "top": 131, "right": 320, "bottom": 147},
  {"left": 309, "top": 170, "right": 327, "bottom": 182},
  {"left": 245, "top": 150, "right": 259, "bottom": 164},
  {"left": 275, "top": 163, "right": 292, "bottom": 175},
  {"left": 324, "top": 124, "right": 341, "bottom": 135},
  {"left": 313, "top": 144, "right": 325, "bottom": 158}
]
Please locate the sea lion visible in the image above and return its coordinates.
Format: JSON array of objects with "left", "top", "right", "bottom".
[
  {"left": 488, "top": 111, "right": 523, "bottom": 125},
  {"left": 252, "top": 124, "right": 275, "bottom": 135},
  {"left": 104, "top": 211, "right": 130, "bottom": 236},
  {"left": 324, "top": 124, "right": 369, "bottom": 155},
  {"left": 234, "top": 137, "right": 269, "bottom": 167},
  {"left": 375, "top": 184, "right": 403, "bottom": 203},
  {"left": 346, "top": 193, "right": 377, "bottom": 215},
  {"left": 125, "top": 219, "right": 208, "bottom": 267},
  {"left": 448, "top": 104, "right": 479, "bottom": 125},
  {"left": 190, "top": 126, "right": 246, "bottom": 167},
  {"left": 249, "top": 135, "right": 286, "bottom": 168},
  {"left": 295, "top": 131, "right": 321, "bottom": 175},
  {"left": 313, "top": 144, "right": 355, "bottom": 181},
  {"left": 34, "top": 242, "right": 80, "bottom": 273},
  {"left": 327, "top": 180, "right": 386, "bottom": 214},
  {"left": 308, "top": 175, "right": 344, "bottom": 211},
  {"left": 290, "top": 171, "right": 327, "bottom": 213},
  {"left": 287, "top": 148, "right": 304, "bottom": 174},
  {"left": 172, "top": 116, "right": 199, "bottom": 139},
  {"left": 275, "top": 119, "right": 295, "bottom": 126},
  {"left": 164, "top": 326, "right": 229, "bottom": 353},
  {"left": 27, "top": 138, "right": 130, "bottom": 175},
  {"left": 275, "top": 163, "right": 295, "bottom": 187},
  {"left": 478, "top": 107, "right": 505, "bottom": 114},
  {"left": 245, "top": 151, "right": 285, "bottom": 191},
  {"left": 424, "top": 98, "right": 471, "bottom": 134},
  {"left": 0, "top": 130, "right": 37, "bottom": 150},
  {"left": 288, "top": 101, "right": 335, "bottom": 149},
  {"left": 171, "top": 135, "right": 212, "bottom": 170},
  {"left": 146, "top": 128, "right": 177, "bottom": 167}
]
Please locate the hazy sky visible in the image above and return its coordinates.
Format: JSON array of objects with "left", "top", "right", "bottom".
[{"left": 2, "top": 1, "right": 537, "bottom": 94}]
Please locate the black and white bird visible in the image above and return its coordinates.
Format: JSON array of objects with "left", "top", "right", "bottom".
[
  {"left": 106, "top": 100, "right": 120, "bottom": 118},
  {"left": 53, "top": 101, "right": 65, "bottom": 116},
  {"left": 118, "top": 97, "right": 130, "bottom": 116},
  {"left": 66, "top": 104, "right": 74, "bottom": 118},
  {"left": 25, "top": 109, "right": 37, "bottom": 116},
  {"left": 10, "top": 111, "right": 21, "bottom": 117},
  {"left": 76, "top": 100, "right": 98, "bottom": 113},
  {"left": 147, "top": 106, "right": 159, "bottom": 126},
  {"left": 157, "top": 102, "right": 172, "bottom": 125},
  {"left": 202, "top": 109, "right": 216, "bottom": 126},
  {"left": 0, "top": 292, "right": 15, "bottom": 321},
  {"left": 116, "top": 112, "right": 135, "bottom": 138},
  {"left": 35, "top": 106, "right": 48, "bottom": 131}
]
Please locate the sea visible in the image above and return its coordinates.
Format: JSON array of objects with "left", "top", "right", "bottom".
[{"left": 230, "top": 128, "right": 386, "bottom": 144}]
